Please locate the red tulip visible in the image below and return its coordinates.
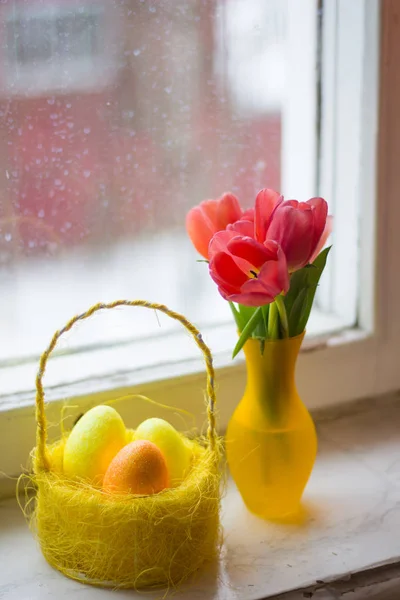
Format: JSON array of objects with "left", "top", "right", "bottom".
[
  {"left": 266, "top": 197, "right": 329, "bottom": 271},
  {"left": 209, "top": 232, "right": 289, "bottom": 307},
  {"left": 186, "top": 193, "right": 243, "bottom": 259}
]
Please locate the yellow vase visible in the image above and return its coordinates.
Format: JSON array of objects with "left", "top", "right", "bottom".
[{"left": 225, "top": 332, "right": 317, "bottom": 520}]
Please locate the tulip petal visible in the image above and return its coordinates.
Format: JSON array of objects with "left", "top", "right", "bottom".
[
  {"left": 186, "top": 193, "right": 244, "bottom": 259},
  {"left": 227, "top": 291, "right": 276, "bottom": 307},
  {"left": 200, "top": 198, "right": 219, "bottom": 223},
  {"left": 255, "top": 188, "right": 282, "bottom": 242},
  {"left": 209, "top": 270, "right": 245, "bottom": 298},
  {"left": 307, "top": 197, "right": 328, "bottom": 251},
  {"left": 241, "top": 208, "right": 255, "bottom": 222},
  {"left": 210, "top": 252, "right": 248, "bottom": 290},
  {"left": 216, "top": 192, "right": 242, "bottom": 229},
  {"left": 284, "top": 200, "right": 300, "bottom": 208},
  {"left": 186, "top": 203, "right": 217, "bottom": 259},
  {"left": 259, "top": 245, "right": 290, "bottom": 294},
  {"left": 309, "top": 214, "right": 333, "bottom": 263},
  {"left": 228, "top": 236, "right": 277, "bottom": 269},
  {"left": 208, "top": 230, "right": 252, "bottom": 274},
  {"left": 208, "top": 229, "right": 238, "bottom": 257},
  {"left": 266, "top": 203, "right": 314, "bottom": 271},
  {"left": 227, "top": 219, "right": 254, "bottom": 237},
  {"left": 241, "top": 245, "right": 289, "bottom": 297}
]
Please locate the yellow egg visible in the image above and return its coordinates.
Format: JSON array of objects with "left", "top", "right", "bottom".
[
  {"left": 134, "top": 418, "right": 191, "bottom": 486},
  {"left": 63, "top": 405, "right": 127, "bottom": 484}
]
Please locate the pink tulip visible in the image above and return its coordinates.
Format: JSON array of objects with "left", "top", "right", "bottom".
[
  {"left": 208, "top": 232, "right": 289, "bottom": 307},
  {"left": 265, "top": 197, "right": 329, "bottom": 271},
  {"left": 309, "top": 215, "right": 333, "bottom": 263},
  {"left": 254, "top": 188, "right": 283, "bottom": 242},
  {"left": 186, "top": 193, "right": 243, "bottom": 259}
]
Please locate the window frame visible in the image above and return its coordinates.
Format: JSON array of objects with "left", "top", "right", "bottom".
[
  {"left": 1, "top": 0, "right": 397, "bottom": 493},
  {"left": 317, "top": 0, "right": 379, "bottom": 331}
]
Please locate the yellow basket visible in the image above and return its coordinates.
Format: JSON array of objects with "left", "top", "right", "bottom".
[{"left": 30, "top": 300, "right": 221, "bottom": 589}]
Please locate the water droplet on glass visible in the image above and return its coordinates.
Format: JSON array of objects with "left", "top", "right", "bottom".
[
  {"left": 5, "top": 233, "right": 11, "bottom": 242},
  {"left": 164, "top": 86, "right": 172, "bottom": 94},
  {"left": 83, "top": 127, "right": 91, "bottom": 135},
  {"left": 133, "top": 48, "right": 141, "bottom": 57},
  {"left": 83, "top": 170, "right": 91, "bottom": 178},
  {"left": 38, "top": 209, "right": 45, "bottom": 218}
]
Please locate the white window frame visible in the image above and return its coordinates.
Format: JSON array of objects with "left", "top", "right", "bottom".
[{"left": 1, "top": 0, "right": 396, "bottom": 493}]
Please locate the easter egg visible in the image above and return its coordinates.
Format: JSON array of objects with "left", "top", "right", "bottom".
[
  {"left": 103, "top": 440, "right": 169, "bottom": 495},
  {"left": 134, "top": 418, "right": 191, "bottom": 486},
  {"left": 63, "top": 405, "right": 127, "bottom": 484}
]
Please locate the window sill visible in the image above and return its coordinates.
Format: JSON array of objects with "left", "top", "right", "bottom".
[
  {"left": 0, "top": 307, "right": 352, "bottom": 410},
  {"left": 0, "top": 318, "right": 368, "bottom": 487},
  {"left": 2, "top": 393, "right": 400, "bottom": 599}
]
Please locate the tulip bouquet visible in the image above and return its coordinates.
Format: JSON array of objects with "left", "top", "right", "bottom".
[{"left": 186, "top": 188, "right": 332, "bottom": 357}]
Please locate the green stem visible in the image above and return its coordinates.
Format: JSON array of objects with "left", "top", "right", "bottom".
[
  {"left": 268, "top": 301, "right": 279, "bottom": 340},
  {"left": 275, "top": 294, "right": 289, "bottom": 338},
  {"left": 228, "top": 301, "right": 241, "bottom": 331},
  {"left": 261, "top": 304, "right": 269, "bottom": 339}
]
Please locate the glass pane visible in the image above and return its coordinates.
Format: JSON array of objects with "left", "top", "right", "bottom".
[{"left": 0, "top": 0, "right": 287, "bottom": 363}]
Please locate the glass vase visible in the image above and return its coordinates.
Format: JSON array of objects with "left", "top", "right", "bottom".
[{"left": 225, "top": 332, "right": 317, "bottom": 520}]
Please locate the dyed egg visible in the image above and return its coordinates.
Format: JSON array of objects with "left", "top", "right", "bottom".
[
  {"left": 134, "top": 418, "right": 191, "bottom": 486},
  {"left": 103, "top": 440, "right": 169, "bottom": 495},
  {"left": 63, "top": 405, "right": 127, "bottom": 484}
]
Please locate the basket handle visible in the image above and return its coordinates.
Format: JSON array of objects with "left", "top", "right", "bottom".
[{"left": 35, "top": 300, "right": 217, "bottom": 472}]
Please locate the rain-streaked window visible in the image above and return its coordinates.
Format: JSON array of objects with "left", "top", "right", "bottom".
[{"left": 0, "top": 0, "right": 290, "bottom": 366}]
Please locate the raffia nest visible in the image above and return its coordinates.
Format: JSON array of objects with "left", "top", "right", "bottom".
[{"left": 26, "top": 300, "right": 221, "bottom": 590}]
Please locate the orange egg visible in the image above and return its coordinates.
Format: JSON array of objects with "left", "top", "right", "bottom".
[{"left": 103, "top": 440, "right": 169, "bottom": 495}]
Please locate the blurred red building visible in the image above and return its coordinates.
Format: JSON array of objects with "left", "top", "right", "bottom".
[{"left": 0, "top": 0, "right": 281, "bottom": 256}]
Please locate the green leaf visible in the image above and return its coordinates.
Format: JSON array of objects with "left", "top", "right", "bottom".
[
  {"left": 228, "top": 302, "right": 242, "bottom": 331},
  {"left": 285, "top": 247, "right": 331, "bottom": 336},
  {"left": 232, "top": 307, "right": 264, "bottom": 358},
  {"left": 238, "top": 304, "right": 256, "bottom": 326},
  {"left": 254, "top": 305, "right": 268, "bottom": 339},
  {"left": 313, "top": 245, "right": 331, "bottom": 269},
  {"left": 288, "top": 287, "right": 310, "bottom": 336},
  {"left": 229, "top": 303, "right": 257, "bottom": 333}
]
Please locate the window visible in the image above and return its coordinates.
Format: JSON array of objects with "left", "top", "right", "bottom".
[
  {"left": 0, "top": 0, "right": 291, "bottom": 387},
  {"left": 2, "top": 1, "right": 398, "bottom": 486}
]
